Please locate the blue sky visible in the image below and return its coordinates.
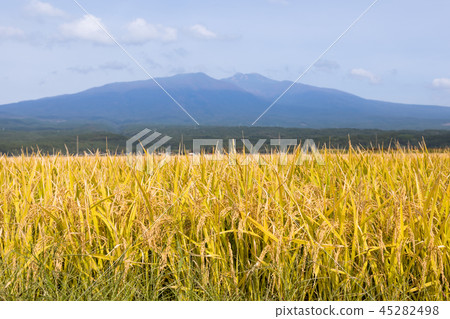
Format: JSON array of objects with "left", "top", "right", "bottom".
[{"left": 1, "top": 0, "right": 450, "bottom": 106}]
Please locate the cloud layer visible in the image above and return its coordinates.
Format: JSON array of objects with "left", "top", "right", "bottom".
[
  {"left": 314, "top": 59, "right": 340, "bottom": 72},
  {"left": 26, "top": 0, "right": 66, "bottom": 17},
  {"left": 125, "top": 18, "right": 177, "bottom": 44},
  {"left": 0, "top": 26, "right": 25, "bottom": 39},
  {"left": 189, "top": 24, "right": 217, "bottom": 39},
  {"left": 350, "top": 68, "right": 380, "bottom": 84},
  {"left": 60, "top": 15, "right": 113, "bottom": 45},
  {"left": 432, "top": 78, "right": 450, "bottom": 90},
  {"left": 68, "top": 61, "right": 130, "bottom": 74}
]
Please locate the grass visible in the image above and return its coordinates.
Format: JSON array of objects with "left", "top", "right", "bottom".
[{"left": 0, "top": 145, "right": 449, "bottom": 300}]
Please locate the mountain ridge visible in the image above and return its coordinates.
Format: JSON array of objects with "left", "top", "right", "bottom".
[{"left": 1, "top": 72, "right": 450, "bottom": 130}]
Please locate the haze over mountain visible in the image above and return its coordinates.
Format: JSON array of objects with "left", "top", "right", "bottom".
[{"left": 1, "top": 72, "right": 450, "bottom": 130}]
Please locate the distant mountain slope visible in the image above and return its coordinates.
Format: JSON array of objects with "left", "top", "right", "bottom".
[{"left": 1, "top": 72, "right": 450, "bottom": 129}]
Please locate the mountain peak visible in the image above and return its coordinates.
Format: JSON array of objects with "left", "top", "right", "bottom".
[
  {"left": 168, "top": 72, "right": 211, "bottom": 80},
  {"left": 222, "top": 72, "right": 288, "bottom": 98},
  {"left": 161, "top": 72, "right": 240, "bottom": 91},
  {"left": 226, "top": 72, "right": 276, "bottom": 83}
]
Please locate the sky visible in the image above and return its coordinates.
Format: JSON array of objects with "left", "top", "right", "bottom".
[{"left": 1, "top": 0, "right": 450, "bottom": 107}]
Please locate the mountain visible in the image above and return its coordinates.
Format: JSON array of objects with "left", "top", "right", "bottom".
[{"left": 1, "top": 72, "right": 450, "bottom": 130}]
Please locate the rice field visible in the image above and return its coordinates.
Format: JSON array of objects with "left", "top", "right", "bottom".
[{"left": 0, "top": 146, "right": 449, "bottom": 300}]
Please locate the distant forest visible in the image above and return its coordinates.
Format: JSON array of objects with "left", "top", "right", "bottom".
[{"left": 1, "top": 119, "right": 449, "bottom": 155}]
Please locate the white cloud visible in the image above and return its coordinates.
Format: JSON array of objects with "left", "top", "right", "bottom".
[
  {"left": 314, "top": 59, "right": 340, "bottom": 72},
  {"left": 26, "top": 0, "right": 66, "bottom": 17},
  {"left": 99, "top": 61, "right": 129, "bottom": 71},
  {"left": 0, "top": 26, "right": 25, "bottom": 39},
  {"left": 125, "top": 18, "right": 177, "bottom": 44},
  {"left": 432, "top": 78, "right": 450, "bottom": 90},
  {"left": 189, "top": 24, "right": 217, "bottom": 39},
  {"left": 60, "top": 15, "right": 113, "bottom": 45},
  {"left": 68, "top": 62, "right": 130, "bottom": 74},
  {"left": 350, "top": 68, "right": 380, "bottom": 84}
]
